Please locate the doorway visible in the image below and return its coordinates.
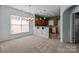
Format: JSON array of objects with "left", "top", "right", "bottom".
[{"left": 73, "top": 12, "right": 79, "bottom": 43}]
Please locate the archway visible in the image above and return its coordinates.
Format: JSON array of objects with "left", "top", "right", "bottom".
[{"left": 62, "top": 5, "right": 76, "bottom": 43}]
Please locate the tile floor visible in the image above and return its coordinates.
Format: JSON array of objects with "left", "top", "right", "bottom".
[{"left": 0, "top": 35, "right": 79, "bottom": 53}]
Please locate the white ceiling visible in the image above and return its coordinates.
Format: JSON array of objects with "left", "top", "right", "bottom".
[{"left": 8, "top": 5, "right": 60, "bottom": 17}]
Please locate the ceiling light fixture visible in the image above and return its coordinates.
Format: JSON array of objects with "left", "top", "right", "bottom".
[
  {"left": 40, "top": 11, "right": 42, "bottom": 13},
  {"left": 44, "top": 10, "right": 46, "bottom": 12},
  {"left": 28, "top": 5, "right": 32, "bottom": 7},
  {"left": 44, "top": 17, "right": 46, "bottom": 19},
  {"left": 40, "top": 18, "right": 42, "bottom": 20}
]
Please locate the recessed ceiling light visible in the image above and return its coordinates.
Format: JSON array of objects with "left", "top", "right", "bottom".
[
  {"left": 28, "top": 5, "right": 32, "bottom": 7},
  {"left": 25, "top": 5, "right": 32, "bottom": 7},
  {"left": 44, "top": 10, "right": 46, "bottom": 11},
  {"left": 40, "top": 11, "right": 42, "bottom": 13}
]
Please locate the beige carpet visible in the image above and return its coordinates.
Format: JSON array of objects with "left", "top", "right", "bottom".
[{"left": 0, "top": 35, "right": 79, "bottom": 53}]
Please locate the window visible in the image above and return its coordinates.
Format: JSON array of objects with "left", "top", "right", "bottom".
[
  {"left": 21, "top": 17, "right": 29, "bottom": 32},
  {"left": 11, "top": 15, "right": 29, "bottom": 34}
]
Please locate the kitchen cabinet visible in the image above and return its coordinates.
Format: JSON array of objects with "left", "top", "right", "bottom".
[{"left": 35, "top": 15, "right": 48, "bottom": 26}]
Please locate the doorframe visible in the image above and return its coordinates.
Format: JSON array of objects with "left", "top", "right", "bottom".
[{"left": 72, "top": 13, "right": 76, "bottom": 43}]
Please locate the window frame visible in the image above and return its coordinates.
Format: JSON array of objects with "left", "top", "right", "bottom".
[{"left": 10, "top": 15, "right": 30, "bottom": 35}]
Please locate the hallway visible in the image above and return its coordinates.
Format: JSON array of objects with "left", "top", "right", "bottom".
[{"left": 0, "top": 35, "right": 79, "bottom": 53}]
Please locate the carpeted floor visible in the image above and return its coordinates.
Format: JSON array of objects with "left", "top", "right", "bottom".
[{"left": 0, "top": 35, "right": 79, "bottom": 53}]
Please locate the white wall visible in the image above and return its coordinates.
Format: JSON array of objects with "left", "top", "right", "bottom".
[
  {"left": 0, "top": 6, "right": 2, "bottom": 40},
  {"left": 0, "top": 6, "right": 33, "bottom": 41}
]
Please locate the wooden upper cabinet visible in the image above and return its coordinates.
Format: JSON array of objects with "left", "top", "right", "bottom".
[
  {"left": 41, "top": 19, "right": 48, "bottom": 26},
  {"left": 41, "top": 18, "right": 45, "bottom": 25},
  {"left": 44, "top": 19, "right": 48, "bottom": 26},
  {"left": 35, "top": 17, "right": 38, "bottom": 26},
  {"left": 35, "top": 15, "right": 48, "bottom": 26}
]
